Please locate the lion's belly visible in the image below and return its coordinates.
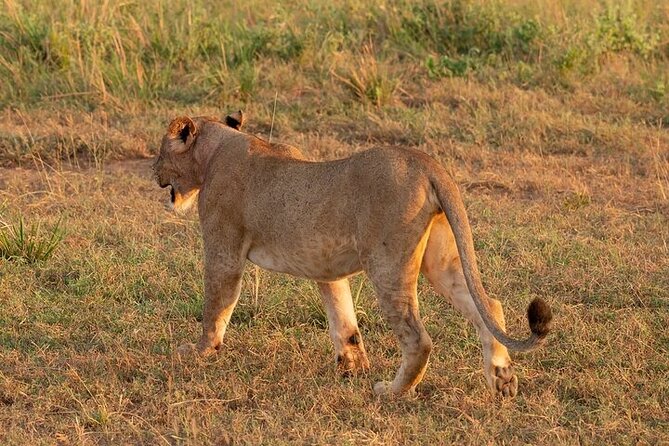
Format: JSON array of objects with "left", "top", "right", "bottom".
[{"left": 247, "top": 238, "right": 362, "bottom": 282}]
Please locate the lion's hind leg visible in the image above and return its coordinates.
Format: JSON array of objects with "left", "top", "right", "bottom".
[
  {"left": 318, "top": 279, "right": 370, "bottom": 376},
  {"left": 366, "top": 231, "right": 434, "bottom": 397},
  {"left": 422, "top": 214, "right": 517, "bottom": 397},
  {"left": 371, "top": 286, "right": 433, "bottom": 397}
]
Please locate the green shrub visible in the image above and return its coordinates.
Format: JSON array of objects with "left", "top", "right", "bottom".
[
  {"left": 426, "top": 54, "right": 476, "bottom": 78},
  {"left": 590, "top": 6, "right": 659, "bottom": 58}
]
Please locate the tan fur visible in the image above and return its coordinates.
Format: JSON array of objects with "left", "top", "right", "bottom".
[{"left": 153, "top": 113, "right": 551, "bottom": 398}]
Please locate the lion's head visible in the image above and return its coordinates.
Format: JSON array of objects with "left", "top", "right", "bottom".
[
  {"left": 153, "top": 116, "right": 200, "bottom": 214},
  {"left": 153, "top": 111, "right": 244, "bottom": 214}
]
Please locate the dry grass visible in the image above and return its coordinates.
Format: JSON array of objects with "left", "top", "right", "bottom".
[{"left": 1, "top": 0, "right": 668, "bottom": 444}]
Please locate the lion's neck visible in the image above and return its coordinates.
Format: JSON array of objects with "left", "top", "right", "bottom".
[{"left": 194, "top": 125, "right": 250, "bottom": 183}]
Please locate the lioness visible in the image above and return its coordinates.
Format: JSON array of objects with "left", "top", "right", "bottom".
[{"left": 153, "top": 111, "right": 552, "bottom": 398}]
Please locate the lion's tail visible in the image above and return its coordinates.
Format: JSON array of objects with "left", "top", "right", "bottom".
[{"left": 429, "top": 170, "right": 552, "bottom": 352}]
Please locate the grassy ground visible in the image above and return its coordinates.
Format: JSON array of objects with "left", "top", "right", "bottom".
[{"left": 1, "top": 0, "right": 668, "bottom": 444}]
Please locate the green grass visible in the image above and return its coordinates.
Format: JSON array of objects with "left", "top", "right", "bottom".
[
  {"left": 0, "top": 214, "right": 65, "bottom": 263},
  {"left": 0, "top": 0, "right": 668, "bottom": 444}
]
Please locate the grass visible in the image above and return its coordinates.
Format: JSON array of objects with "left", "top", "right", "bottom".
[
  {"left": 0, "top": 214, "right": 65, "bottom": 263},
  {"left": 0, "top": 0, "right": 668, "bottom": 444}
]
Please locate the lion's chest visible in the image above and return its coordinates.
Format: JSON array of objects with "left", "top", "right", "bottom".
[{"left": 247, "top": 236, "right": 361, "bottom": 282}]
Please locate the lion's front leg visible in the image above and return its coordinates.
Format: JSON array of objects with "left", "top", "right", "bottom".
[
  {"left": 317, "top": 279, "right": 370, "bottom": 376},
  {"left": 178, "top": 253, "right": 245, "bottom": 358}
]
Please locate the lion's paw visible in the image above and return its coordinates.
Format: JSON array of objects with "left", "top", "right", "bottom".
[
  {"left": 373, "top": 380, "right": 393, "bottom": 396},
  {"left": 175, "top": 342, "right": 218, "bottom": 359},
  {"left": 493, "top": 365, "right": 518, "bottom": 398},
  {"left": 373, "top": 380, "right": 416, "bottom": 398},
  {"left": 337, "top": 348, "right": 370, "bottom": 377}
]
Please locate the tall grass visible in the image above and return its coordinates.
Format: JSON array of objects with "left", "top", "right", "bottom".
[{"left": 0, "top": 0, "right": 667, "bottom": 109}]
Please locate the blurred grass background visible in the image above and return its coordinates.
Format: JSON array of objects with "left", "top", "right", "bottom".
[{"left": 1, "top": 0, "right": 667, "bottom": 109}]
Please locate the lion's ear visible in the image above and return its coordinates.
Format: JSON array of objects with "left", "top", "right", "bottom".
[
  {"left": 167, "top": 116, "right": 197, "bottom": 153},
  {"left": 225, "top": 110, "right": 244, "bottom": 130}
]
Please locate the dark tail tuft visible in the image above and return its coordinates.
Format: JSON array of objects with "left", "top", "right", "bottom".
[{"left": 527, "top": 298, "right": 552, "bottom": 338}]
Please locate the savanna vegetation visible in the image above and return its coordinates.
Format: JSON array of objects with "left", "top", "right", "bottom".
[{"left": 0, "top": 0, "right": 667, "bottom": 444}]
